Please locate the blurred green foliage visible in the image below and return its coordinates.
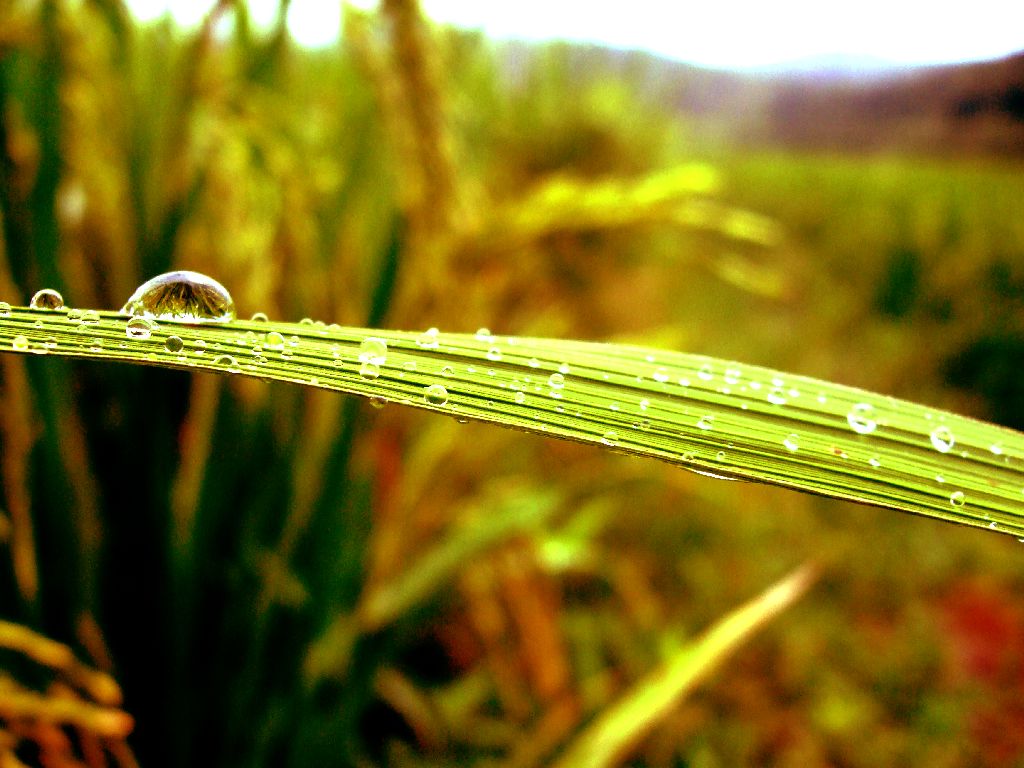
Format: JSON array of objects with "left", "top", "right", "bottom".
[{"left": 1, "top": 1, "right": 1024, "bottom": 767}]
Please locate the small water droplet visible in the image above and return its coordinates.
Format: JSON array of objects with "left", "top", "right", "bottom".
[
  {"left": 359, "top": 337, "right": 387, "bottom": 366},
  {"left": 360, "top": 362, "right": 381, "bottom": 380},
  {"left": 80, "top": 309, "right": 100, "bottom": 325},
  {"left": 214, "top": 354, "right": 237, "bottom": 367},
  {"left": 930, "top": 425, "right": 955, "bottom": 453},
  {"left": 369, "top": 395, "right": 387, "bottom": 409},
  {"left": 30, "top": 288, "right": 65, "bottom": 311},
  {"left": 126, "top": 316, "right": 156, "bottom": 340},
  {"left": 486, "top": 346, "right": 502, "bottom": 361},
  {"left": 697, "top": 364, "right": 713, "bottom": 381},
  {"left": 724, "top": 368, "right": 741, "bottom": 385},
  {"left": 847, "top": 403, "right": 877, "bottom": 435},
  {"left": 416, "top": 327, "right": 440, "bottom": 349},
  {"left": 264, "top": 331, "right": 286, "bottom": 351},
  {"left": 194, "top": 339, "right": 206, "bottom": 355},
  {"left": 475, "top": 328, "right": 493, "bottom": 341},
  {"left": 514, "top": 391, "right": 526, "bottom": 404},
  {"left": 548, "top": 372, "right": 565, "bottom": 390},
  {"left": 424, "top": 383, "right": 448, "bottom": 405},
  {"left": 783, "top": 434, "right": 799, "bottom": 452},
  {"left": 990, "top": 443, "right": 1004, "bottom": 456},
  {"left": 11, "top": 335, "right": 29, "bottom": 351},
  {"left": 0, "top": 301, "right": 10, "bottom": 316},
  {"left": 696, "top": 415, "right": 714, "bottom": 431},
  {"left": 868, "top": 456, "right": 881, "bottom": 467},
  {"left": 121, "top": 271, "right": 235, "bottom": 323},
  {"left": 767, "top": 388, "right": 787, "bottom": 405},
  {"left": 652, "top": 367, "right": 670, "bottom": 383},
  {"left": 299, "top": 317, "right": 315, "bottom": 325},
  {"left": 601, "top": 430, "right": 618, "bottom": 446},
  {"left": 441, "top": 365, "right": 454, "bottom": 377},
  {"left": 527, "top": 357, "right": 540, "bottom": 368},
  {"left": 949, "top": 490, "right": 965, "bottom": 507},
  {"left": 250, "top": 312, "right": 269, "bottom": 322},
  {"left": 165, "top": 335, "right": 184, "bottom": 353},
  {"left": 716, "top": 450, "right": 726, "bottom": 461}
]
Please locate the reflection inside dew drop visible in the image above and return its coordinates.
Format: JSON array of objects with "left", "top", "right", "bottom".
[
  {"left": 121, "top": 271, "right": 235, "bottom": 323},
  {"left": 949, "top": 490, "right": 965, "bottom": 507},
  {"left": 548, "top": 372, "right": 565, "bottom": 389},
  {"left": 165, "top": 335, "right": 184, "bottom": 354}
]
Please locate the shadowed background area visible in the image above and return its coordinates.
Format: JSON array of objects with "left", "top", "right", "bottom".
[{"left": 1, "top": 1, "right": 1024, "bottom": 766}]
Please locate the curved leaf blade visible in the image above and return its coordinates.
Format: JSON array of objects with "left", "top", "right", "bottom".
[{"left": 2, "top": 307, "right": 1023, "bottom": 536}]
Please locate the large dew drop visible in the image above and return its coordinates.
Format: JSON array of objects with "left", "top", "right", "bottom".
[
  {"left": 30, "top": 288, "right": 65, "bottom": 311},
  {"left": 121, "top": 271, "right": 235, "bottom": 323}
]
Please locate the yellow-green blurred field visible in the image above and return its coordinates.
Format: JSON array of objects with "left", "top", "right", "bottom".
[{"left": 1, "top": 2, "right": 1024, "bottom": 766}]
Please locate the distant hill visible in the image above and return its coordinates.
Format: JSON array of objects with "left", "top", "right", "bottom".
[
  {"left": 492, "top": 41, "right": 1024, "bottom": 156},
  {"left": 755, "top": 52, "right": 1024, "bottom": 154}
]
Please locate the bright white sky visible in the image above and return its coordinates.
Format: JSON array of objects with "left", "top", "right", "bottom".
[{"left": 126, "top": 0, "right": 1024, "bottom": 70}]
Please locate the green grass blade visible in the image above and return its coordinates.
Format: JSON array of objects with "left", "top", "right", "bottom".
[
  {"left": 549, "top": 563, "right": 818, "bottom": 768},
  {"left": 3, "top": 307, "right": 1023, "bottom": 537}
]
